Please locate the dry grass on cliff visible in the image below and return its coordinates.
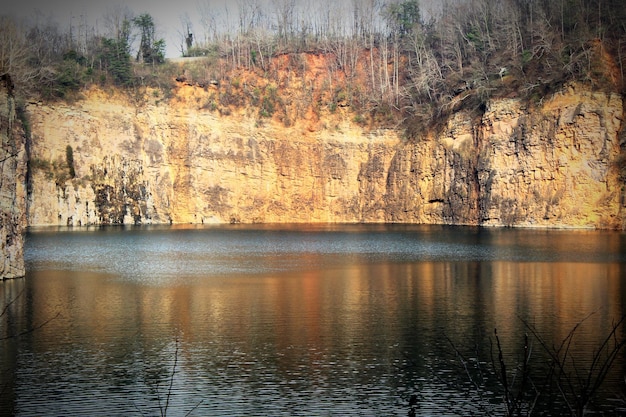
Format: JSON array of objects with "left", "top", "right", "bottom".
[
  {"left": 152, "top": 51, "right": 402, "bottom": 134},
  {"left": 158, "top": 37, "right": 626, "bottom": 141}
]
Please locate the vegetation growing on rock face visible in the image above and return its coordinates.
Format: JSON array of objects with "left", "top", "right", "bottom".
[
  {"left": 65, "top": 145, "right": 75, "bottom": 179},
  {"left": 0, "top": 0, "right": 624, "bottom": 134}
]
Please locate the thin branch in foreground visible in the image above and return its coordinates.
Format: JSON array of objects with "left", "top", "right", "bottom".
[
  {"left": 0, "top": 312, "right": 62, "bottom": 341},
  {"left": 0, "top": 288, "right": 25, "bottom": 318},
  {"left": 520, "top": 313, "right": 626, "bottom": 417},
  {"left": 162, "top": 337, "right": 179, "bottom": 417}
]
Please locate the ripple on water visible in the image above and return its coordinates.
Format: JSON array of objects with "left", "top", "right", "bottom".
[{"left": 7, "top": 225, "right": 626, "bottom": 416}]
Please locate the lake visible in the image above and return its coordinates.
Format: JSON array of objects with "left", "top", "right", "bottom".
[{"left": 1, "top": 224, "right": 625, "bottom": 416}]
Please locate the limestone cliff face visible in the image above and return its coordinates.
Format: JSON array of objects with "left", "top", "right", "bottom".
[
  {"left": 26, "top": 87, "right": 397, "bottom": 225},
  {"left": 1, "top": 75, "right": 26, "bottom": 279},
  {"left": 386, "top": 85, "right": 626, "bottom": 228},
  {"left": 26, "top": 83, "right": 625, "bottom": 229}
]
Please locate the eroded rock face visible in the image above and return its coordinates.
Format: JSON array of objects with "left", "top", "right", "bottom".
[
  {"left": 0, "top": 75, "right": 26, "bottom": 279},
  {"left": 26, "top": 88, "right": 398, "bottom": 225},
  {"left": 25, "top": 83, "right": 625, "bottom": 229},
  {"left": 386, "top": 85, "right": 625, "bottom": 228}
]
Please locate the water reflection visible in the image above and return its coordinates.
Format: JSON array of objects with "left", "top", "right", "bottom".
[{"left": 1, "top": 225, "right": 625, "bottom": 415}]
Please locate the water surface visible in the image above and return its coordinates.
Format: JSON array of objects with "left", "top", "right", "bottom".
[{"left": 1, "top": 224, "right": 625, "bottom": 416}]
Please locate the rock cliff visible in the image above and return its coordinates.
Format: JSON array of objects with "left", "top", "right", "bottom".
[
  {"left": 1, "top": 75, "right": 26, "bottom": 279},
  {"left": 387, "top": 86, "right": 626, "bottom": 228},
  {"left": 25, "top": 82, "right": 625, "bottom": 229}
]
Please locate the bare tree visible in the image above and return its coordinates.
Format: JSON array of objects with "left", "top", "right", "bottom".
[
  {"left": 197, "top": 0, "right": 220, "bottom": 45},
  {"left": 272, "top": 0, "right": 296, "bottom": 48},
  {"left": 406, "top": 20, "right": 443, "bottom": 101},
  {"left": 103, "top": 4, "right": 135, "bottom": 43},
  {"left": 177, "top": 13, "right": 194, "bottom": 57},
  {"left": 0, "top": 16, "right": 56, "bottom": 94}
]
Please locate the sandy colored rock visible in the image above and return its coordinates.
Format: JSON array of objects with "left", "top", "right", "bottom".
[
  {"left": 27, "top": 87, "right": 398, "bottom": 225},
  {"left": 0, "top": 75, "right": 26, "bottom": 279},
  {"left": 26, "top": 82, "right": 625, "bottom": 229}
]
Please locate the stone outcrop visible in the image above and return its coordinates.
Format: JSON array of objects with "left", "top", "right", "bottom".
[
  {"left": 0, "top": 75, "right": 26, "bottom": 279},
  {"left": 25, "top": 83, "right": 625, "bottom": 229}
]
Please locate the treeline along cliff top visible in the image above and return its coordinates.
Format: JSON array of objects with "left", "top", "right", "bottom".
[{"left": 1, "top": 0, "right": 625, "bottom": 134}]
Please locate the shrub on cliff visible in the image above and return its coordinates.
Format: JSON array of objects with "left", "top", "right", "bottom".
[
  {"left": 66, "top": 145, "right": 75, "bottom": 179},
  {"left": 99, "top": 37, "right": 133, "bottom": 87}
]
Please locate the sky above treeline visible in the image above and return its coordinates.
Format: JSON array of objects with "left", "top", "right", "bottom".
[
  {"left": 4, "top": 0, "right": 232, "bottom": 58},
  {"left": 5, "top": 0, "right": 443, "bottom": 59}
]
